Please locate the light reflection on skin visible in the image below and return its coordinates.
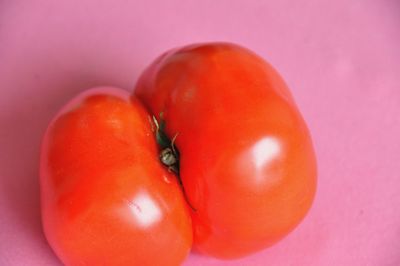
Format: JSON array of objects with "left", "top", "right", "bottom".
[
  {"left": 251, "top": 136, "right": 281, "bottom": 171},
  {"left": 126, "top": 191, "right": 162, "bottom": 228},
  {"left": 106, "top": 116, "right": 123, "bottom": 130}
]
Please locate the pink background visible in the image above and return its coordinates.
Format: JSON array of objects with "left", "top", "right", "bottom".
[{"left": 1, "top": 0, "right": 399, "bottom": 265}]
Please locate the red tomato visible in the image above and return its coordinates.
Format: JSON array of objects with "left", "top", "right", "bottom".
[
  {"left": 40, "top": 88, "right": 192, "bottom": 265},
  {"left": 134, "top": 43, "right": 317, "bottom": 258}
]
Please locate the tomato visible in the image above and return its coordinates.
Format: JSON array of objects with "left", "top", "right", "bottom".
[
  {"left": 134, "top": 43, "right": 317, "bottom": 259},
  {"left": 40, "top": 88, "right": 192, "bottom": 265},
  {"left": 40, "top": 43, "right": 317, "bottom": 264}
]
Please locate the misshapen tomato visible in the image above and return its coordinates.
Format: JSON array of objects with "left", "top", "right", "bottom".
[
  {"left": 40, "top": 88, "right": 192, "bottom": 265},
  {"left": 134, "top": 43, "right": 317, "bottom": 258}
]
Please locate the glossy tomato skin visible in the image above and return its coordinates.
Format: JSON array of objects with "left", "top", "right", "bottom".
[
  {"left": 40, "top": 88, "right": 192, "bottom": 266},
  {"left": 134, "top": 43, "right": 317, "bottom": 259}
]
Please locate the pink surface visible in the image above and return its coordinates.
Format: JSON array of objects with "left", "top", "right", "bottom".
[{"left": 0, "top": 1, "right": 399, "bottom": 265}]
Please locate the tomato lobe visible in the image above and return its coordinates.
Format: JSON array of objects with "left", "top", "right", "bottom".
[
  {"left": 40, "top": 88, "right": 192, "bottom": 266},
  {"left": 134, "top": 43, "right": 317, "bottom": 258}
]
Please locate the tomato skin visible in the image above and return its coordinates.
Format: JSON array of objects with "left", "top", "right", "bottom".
[
  {"left": 134, "top": 43, "right": 317, "bottom": 258},
  {"left": 40, "top": 88, "right": 192, "bottom": 266}
]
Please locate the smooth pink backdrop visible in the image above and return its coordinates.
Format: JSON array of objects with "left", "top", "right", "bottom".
[{"left": 1, "top": 1, "right": 399, "bottom": 265}]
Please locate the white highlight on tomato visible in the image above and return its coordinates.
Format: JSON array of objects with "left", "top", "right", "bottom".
[
  {"left": 252, "top": 137, "right": 280, "bottom": 169},
  {"left": 127, "top": 192, "right": 162, "bottom": 228}
]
